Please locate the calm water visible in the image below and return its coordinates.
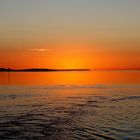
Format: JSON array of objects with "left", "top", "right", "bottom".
[{"left": 0, "top": 71, "right": 140, "bottom": 140}]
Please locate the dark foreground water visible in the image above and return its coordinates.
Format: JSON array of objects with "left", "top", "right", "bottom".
[{"left": 0, "top": 71, "right": 140, "bottom": 140}]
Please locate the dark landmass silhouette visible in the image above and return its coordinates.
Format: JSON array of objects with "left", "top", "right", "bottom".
[
  {"left": 0, "top": 68, "right": 90, "bottom": 72},
  {"left": 0, "top": 68, "right": 140, "bottom": 72}
]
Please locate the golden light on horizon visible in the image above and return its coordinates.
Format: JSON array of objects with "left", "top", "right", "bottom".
[{"left": 53, "top": 56, "right": 87, "bottom": 69}]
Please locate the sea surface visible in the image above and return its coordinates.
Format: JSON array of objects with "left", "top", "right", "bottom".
[{"left": 0, "top": 71, "right": 140, "bottom": 140}]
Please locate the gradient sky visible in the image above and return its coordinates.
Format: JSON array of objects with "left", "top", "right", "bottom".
[{"left": 0, "top": 0, "right": 140, "bottom": 69}]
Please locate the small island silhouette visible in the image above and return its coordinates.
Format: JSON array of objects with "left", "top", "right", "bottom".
[{"left": 0, "top": 68, "right": 90, "bottom": 72}]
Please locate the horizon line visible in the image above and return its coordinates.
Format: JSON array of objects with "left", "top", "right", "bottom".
[{"left": 0, "top": 67, "right": 140, "bottom": 71}]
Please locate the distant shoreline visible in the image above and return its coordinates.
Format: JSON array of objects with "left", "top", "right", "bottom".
[
  {"left": 0, "top": 68, "right": 140, "bottom": 72},
  {"left": 0, "top": 68, "right": 90, "bottom": 72}
]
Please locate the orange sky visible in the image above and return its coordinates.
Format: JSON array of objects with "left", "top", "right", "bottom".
[
  {"left": 0, "top": 0, "right": 140, "bottom": 69},
  {"left": 0, "top": 42, "right": 139, "bottom": 69}
]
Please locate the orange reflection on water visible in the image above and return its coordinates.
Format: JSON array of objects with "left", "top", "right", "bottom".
[{"left": 0, "top": 71, "right": 139, "bottom": 85}]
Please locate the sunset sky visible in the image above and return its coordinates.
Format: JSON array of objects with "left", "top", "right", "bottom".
[{"left": 0, "top": 0, "right": 140, "bottom": 69}]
